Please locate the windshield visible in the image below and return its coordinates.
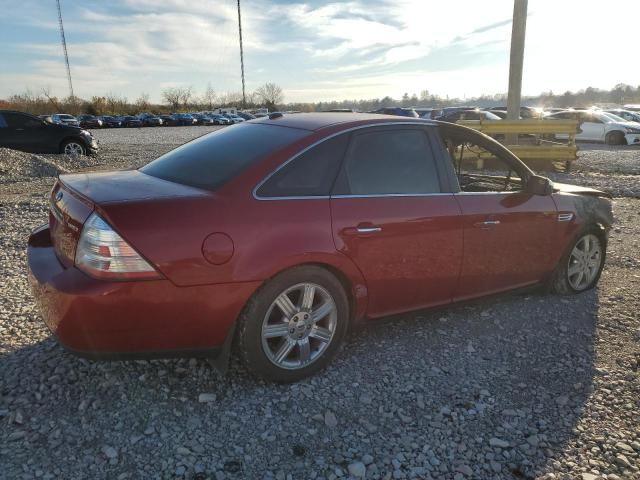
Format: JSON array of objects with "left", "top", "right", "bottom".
[{"left": 141, "top": 123, "right": 310, "bottom": 191}]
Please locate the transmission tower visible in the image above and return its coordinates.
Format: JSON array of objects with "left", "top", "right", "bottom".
[
  {"left": 237, "top": 0, "right": 246, "bottom": 108},
  {"left": 56, "top": 0, "right": 74, "bottom": 99}
]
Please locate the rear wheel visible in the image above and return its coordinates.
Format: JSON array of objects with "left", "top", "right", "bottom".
[
  {"left": 605, "top": 131, "right": 625, "bottom": 145},
  {"left": 552, "top": 230, "right": 606, "bottom": 294},
  {"left": 237, "top": 266, "right": 349, "bottom": 383},
  {"left": 61, "top": 140, "right": 86, "bottom": 156}
]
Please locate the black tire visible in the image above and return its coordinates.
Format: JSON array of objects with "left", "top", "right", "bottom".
[
  {"left": 60, "top": 139, "right": 87, "bottom": 156},
  {"left": 237, "top": 266, "right": 349, "bottom": 383},
  {"left": 605, "top": 131, "right": 625, "bottom": 146},
  {"left": 551, "top": 228, "right": 606, "bottom": 295}
]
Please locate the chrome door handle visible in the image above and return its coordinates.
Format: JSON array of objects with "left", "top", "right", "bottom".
[
  {"left": 473, "top": 220, "right": 501, "bottom": 228},
  {"left": 356, "top": 226, "right": 382, "bottom": 233}
]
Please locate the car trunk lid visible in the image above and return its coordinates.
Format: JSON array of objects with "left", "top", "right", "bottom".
[{"left": 49, "top": 170, "right": 210, "bottom": 268}]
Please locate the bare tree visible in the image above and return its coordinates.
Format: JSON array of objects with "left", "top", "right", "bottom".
[
  {"left": 178, "top": 86, "right": 193, "bottom": 109},
  {"left": 41, "top": 87, "right": 60, "bottom": 112},
  {"left": 136, "top": 92, "right": 150, "bottom": 111},
  {"left": 162, "top": 87, "right": 182, "bottom": 110},
  {"left": 254, "top": 83, "right": 284, "bottom": 110},
  {"left": 202, "top": 83, "right": 216, "bottom": 110}
]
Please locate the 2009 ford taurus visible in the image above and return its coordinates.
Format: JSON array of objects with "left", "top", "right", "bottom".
[{"left": 27, "top": 113, "right": 612, "bottom": 382}]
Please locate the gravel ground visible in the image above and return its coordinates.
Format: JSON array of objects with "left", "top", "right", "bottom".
[{"left": 0, "top": 127, "right": 639, "bottom": 480}]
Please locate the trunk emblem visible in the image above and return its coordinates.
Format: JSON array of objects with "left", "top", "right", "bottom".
[{"left": 55, "top": 191, "right": 63, "bottom": 202}]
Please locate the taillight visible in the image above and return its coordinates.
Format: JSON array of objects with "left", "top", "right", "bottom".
[{"left": 75, "top": 213, "right": 161, "bottom": 280}]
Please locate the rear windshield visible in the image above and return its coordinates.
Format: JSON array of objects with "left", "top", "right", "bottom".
[{"left": 140, "top": 123, "right": 310, "bottom": 191}]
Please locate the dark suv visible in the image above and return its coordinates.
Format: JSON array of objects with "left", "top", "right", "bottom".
[{"left": 0, "top": 110, "right": 98, "bottom": 155}]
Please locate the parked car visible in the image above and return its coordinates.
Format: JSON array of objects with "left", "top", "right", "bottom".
[
  {"left": 120, "top": 116, "right": 143, "bottom": 128},
  {"left": 158, "top": 114, "right": 179, "bottom": 126},
  {"left": 437, "top": 109, "right": 502, "bottom": 123},
  {"left": 604, "top": 109, "right": 640, "bottom": 123},
  {"left": 490, "top": 106, "right": 543, "bottom": 119},
  {"left": 370, "top": 107, "right": 419, "bottom": 117},
  {"left": 208, "top": 114, "right": 231, "bottom": 125},
  {"left": 623, "top": 104, "right": 640, "bottom": 112},
  {"left": 545, "top": 110, "right": 640, "bottom": 145},
  {"left": 51, "top": 113, "right": 80, "bottom": 127},
  {"left": 0, "top": 110, "right": 98, "bottom": 155},
  {"left": 236, "top": 111, "right": 256, "bottom": 120},
  {"left": 173, "top": 113, "right": 198, "bottom": 126},
  {"left": 222, "top": 113, "right": 245, "bottom": 124},
  {"left": 77, "top": 114, "right": 103, "bottom": 129},
  {"left": 99, "top": 116, "right": 122, "bottom": 128},
  {"left": 27, "top": 113, "right": 612, "bottom": 382},
  {"left": 138, "top": 114, "right": 163, "bottom": 127},
  {"left": 192, "top": 113, "right": 216, "bottom": 126}
]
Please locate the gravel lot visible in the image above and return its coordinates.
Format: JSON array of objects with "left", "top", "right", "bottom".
[{"left": 0, "top": 127, "right": 639, "bottom": 480}]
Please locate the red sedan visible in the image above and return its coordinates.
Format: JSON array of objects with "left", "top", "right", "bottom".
[{"left": 28, "top": 113, "right": 613, "bottom": 382}]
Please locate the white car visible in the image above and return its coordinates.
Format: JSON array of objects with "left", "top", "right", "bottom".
[{"left": 545, "top": 110, "right": 640, "bottom": 145}]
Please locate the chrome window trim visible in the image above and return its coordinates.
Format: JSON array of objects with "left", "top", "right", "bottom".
[
  {"left": 331, "top": 193, "right": 454, "bottom": 199},
  {"left": 252, "top": 121, "right": 436, "bottom": 201},
  {"left": 454, "top": 190, "right": 525, "bottom": 195}
]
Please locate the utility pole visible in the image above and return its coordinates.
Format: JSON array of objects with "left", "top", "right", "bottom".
[
  {"left": 56, "top": 0, "right": 74, "bottom": 100},
  {"left": 506, "top": 0, "right": 528, "bottom": 144},
  {"left": 237, "top": 0, "right": 246, "bottom": 108}
]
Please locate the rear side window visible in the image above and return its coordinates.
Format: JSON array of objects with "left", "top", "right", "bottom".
[
  {"left": 141, "top": 124, "right": 310, "bottom": 191},
  {"left": 334, "top": 129, "right": 441, "bottom": 195},
  {"left": 256, "top": 134, "right": 349, "bottom": 197},
  {"left": 4, "top": 113, "right": 41, "bottom": 128},
  {"left": 0, "top": 114, "right": 6, "bottom": 128}
]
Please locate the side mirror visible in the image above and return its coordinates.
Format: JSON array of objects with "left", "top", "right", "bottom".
[{"left": 527, "top": 175, "right": 554, "bottom": 196}]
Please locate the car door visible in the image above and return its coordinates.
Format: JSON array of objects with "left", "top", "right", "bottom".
[
  {"left": 577, "top": 113, "right": 606, "bottom": 141},
  {"left": 330, "top": 126, "right": 463, "bottom": 318},
  {"left": 437, "top": 126, "right": 559, "bottom": 300}
]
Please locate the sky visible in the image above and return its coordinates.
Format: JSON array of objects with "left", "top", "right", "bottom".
[{"left": 0, "top": 0, "right": 638, "bottom": 104}]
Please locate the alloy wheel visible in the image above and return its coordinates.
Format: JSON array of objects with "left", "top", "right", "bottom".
[
  {"left": 567, "top": 234, "right": 602, "bottom": 291},
  {"left": 64, "top": 142, "right": 84, "bottom": 156},
  {"left": 261, "top": 283, "right": 337, "bottom": 370}
]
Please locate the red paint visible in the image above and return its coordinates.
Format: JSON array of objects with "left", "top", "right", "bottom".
[
  {"left": 331, "top": 195, "right": 463, "bottom": 317},
  {"left": 26, "top": 114, "right": 609, "bottom": 358}
]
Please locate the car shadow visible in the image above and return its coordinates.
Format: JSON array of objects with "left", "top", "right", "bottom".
[{"left": 0, "top": 287, "right": 600, "bottom": 479}]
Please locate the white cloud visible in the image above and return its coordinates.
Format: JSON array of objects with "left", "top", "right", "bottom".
[{"left": 1, "top": 0, "right": 639, "bottom": 103}]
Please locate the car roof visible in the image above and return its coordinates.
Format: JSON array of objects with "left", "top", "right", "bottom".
[{"left": 250, "top": 112, "right": 434, "bottom": 131}]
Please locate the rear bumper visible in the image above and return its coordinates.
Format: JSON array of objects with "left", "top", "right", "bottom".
[{"left": 27, "top": 226, "right": 259, "bottom": 360}]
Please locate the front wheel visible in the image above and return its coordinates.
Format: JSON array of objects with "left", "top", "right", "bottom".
[
  {"left": 606, "top": 131, "right": 625, "bottom": 145},
  {"left": 237, "top": 266, "right": 349, "bottom": 383},
  {"left": 61, "top": 139, "right": 86, "bottom": 156},
  {"left": 552, "top": 231, "right": 606, "bottom": 294}
]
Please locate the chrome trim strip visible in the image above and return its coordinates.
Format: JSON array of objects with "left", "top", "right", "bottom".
[
  {"left": 454, "top": 191, "right": 523, "bottom": 195},
  {"left": 252, "top": 121, "right": 435, "bottom": 201},
  {"left": 332, "top": 193, "right": 452, "bottom": 199}
]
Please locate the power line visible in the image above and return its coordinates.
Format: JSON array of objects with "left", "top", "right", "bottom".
[
  {"left": 56, "top": 0, "right": 74, "bottom": 99},
  {"left": 237, "top": 0, "right": 246, "bottom": 107}
]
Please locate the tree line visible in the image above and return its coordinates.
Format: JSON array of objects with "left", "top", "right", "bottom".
[{"left": 1, "top": 83, "right": 639, "bottom": 116}]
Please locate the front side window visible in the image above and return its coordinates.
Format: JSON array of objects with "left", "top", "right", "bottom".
[
  {"left": 439, "top": 125, "right": 528, "bottom": 193},
  {"left": 256, "top": 134, "right": 349, "bottom": 197},
  {"left": 0, "top": 114, "right": 7, "bottom": 128},
  {"left": 334, "top": 129, "right": 441, "bottom": 195},
  {"left": 141, "top": 123, "right": 310, "bottom": 191}
]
